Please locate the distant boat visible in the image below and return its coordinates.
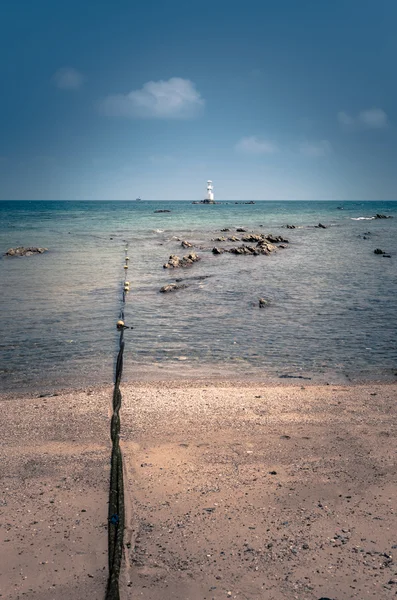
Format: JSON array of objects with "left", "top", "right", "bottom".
[{"left": 135, "top": 197, "right": 142, "bottom": 202}]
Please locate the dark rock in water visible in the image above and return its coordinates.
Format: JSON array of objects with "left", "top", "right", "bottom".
[
  {"left": 317, "top": 223, "right": 327, "bottom": 229},
  {"left": 374, "top": 248, "right": 386, "bottom": 254},
  {"left": 236, "top": 227, "right": 247, "bottom": 232},
  {"left": 374, "top": 214, "right": 393, "bottom": 219},
  {"left": 160, "top": 283, "right": 187, "bottom": 293},
  {"left": 285, "top": 224, "right": 296, "bottom": 229},
  {"left": 259, "top": 298, "right": 269, "bottom": 308},
  {"left": 383, "top": 254, "right": 391, "bottom": 258},
  {"left": 212, "top": 247, "right": 225, "bottom": 254},
  {"left": 278, "top": 244, "right": 288, "bottom": 249},
  {"left": 265, "top": 234, "right": 289, "bottom": 243},
  {"left": 154, "top": 209, "right": 171, "bottom": 213},
  {"left": 163, "top": 252, "right": 200, "bottom": 268},
  {"left": 220, "top": 228, "right": 230, "bottom": 232},
  {"left": 241, "top": 234, "right": 263, "bottom": 243},
  {"left": 181, "top": 240, "right": 193, "bottom": 248},
  {"left": 5, "top": 247, "right": 48, "bottom": 257},
  {"left": 214, "top": 236, "right": 227, "bottom": 242},
  {"left": 279, "top": 374, "right": 312, "bottom": 380}
]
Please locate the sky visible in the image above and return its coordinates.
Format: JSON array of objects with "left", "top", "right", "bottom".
[{"left": 0, "top": 0, "right": 396, "bottom": 200}]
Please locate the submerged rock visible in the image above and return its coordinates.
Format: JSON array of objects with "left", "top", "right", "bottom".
[
  {"left": 374, "top": 248, "right": 386, "bottom": 255},
  {"left": 374, "top": 214, "right": 393, "bottom": 219},
  {"left": 285, "top": 224, "right": 296, "bottom": 229},
  {"left": 154, "top": 209, "right": 171, "bottom": 213},
  {"left": 5, "top": 247, "right": 48, "bottom": 257},
  {"left": 317, "top": 223, "right": 327, "bottom": 229},
  {"left": 212, "top": 247, "right": 225, "bottom": 255},
  {"left": 236, "top": 227, "right": 247, "bottom": 232},
  {"left": 160, "top": 283, "right": 187, "bottom": 293},
  {"left": 181, "top": 240, "right": 193, "bottom": 248}
]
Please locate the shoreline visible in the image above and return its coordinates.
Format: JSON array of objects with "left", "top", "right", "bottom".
[{"left": 1, "top": 381, "right": 396, "bottom": 599}]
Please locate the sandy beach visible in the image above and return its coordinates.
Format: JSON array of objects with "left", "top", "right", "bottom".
[{"left": 1, "top": 381, "right": 397, "bottom": 600}]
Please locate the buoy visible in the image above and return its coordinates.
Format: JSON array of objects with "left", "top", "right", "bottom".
[
  {"left": 125, "top": 256, "right": 129, "bottom": 261},
  {"left": 125, "top": 281, "right": 130, "bottom": 286},
  {"left": 117, "top": 320, "right": 125, "bottom": 329},
  {"left": 124, "top": 265, "right": 128, "bottom": 269}
]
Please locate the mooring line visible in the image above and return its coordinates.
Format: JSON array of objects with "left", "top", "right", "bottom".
[{"left": 105, "top": 243, "right": 130, "bottom": 600}]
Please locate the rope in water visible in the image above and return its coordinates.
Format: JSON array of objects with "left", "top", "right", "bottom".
[{"left": 105, "top": 243, "right": 130, "bottom": 600}]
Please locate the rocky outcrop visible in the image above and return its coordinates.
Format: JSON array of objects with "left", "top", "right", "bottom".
[
  {"left": 228, "top": 236, "right": 240, "bottom": 242},
  {"left": 181, "top": 240, "right": 193, "bottom": 249},
  {"left": 160, "top": 283, "right": 187, "bottom": 293},
  {"left": 259, "top": 298, "right": 269, "bottom": 308},
  {"left": 212, "top": 247, "right": 225, "bottom": 255},
  {"left": 317, "top": 223, "right": 327, "bottom": 229},
  {"left": 236, "top": 227, "right": 247, "bottom": 232},
  {"left": 374, "top": 214, "right": 393, "bottom": 219},
  {"left": 374, "top": 248, "right": 386, "bottom": 255},
  {"left": 5, "top": 247, "right": 48, "bottom": 257},
  {"left": 241, "top": 234, "right": 263, "bottom": 243},
  {"left": 285, "top": 224, "right": 296, "bottom": 229},
  {"left": 214, "top": 236, "right": 227, "bottom": 242},
  {"left": 163, "top": 252, "right": 200, "bottom": 268}
]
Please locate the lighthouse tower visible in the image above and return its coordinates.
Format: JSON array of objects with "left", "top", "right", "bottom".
[{"left": 206, "top": 180, "right": 214, "bottom": 202}]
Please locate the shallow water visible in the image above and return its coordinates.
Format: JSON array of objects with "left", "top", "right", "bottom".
[{"left": 0, "top": 200, "right": 396, "bottom": 392}]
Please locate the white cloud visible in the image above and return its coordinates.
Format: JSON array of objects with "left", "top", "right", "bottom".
[
  {"left": 101, "top": 77, "right": 204, "bottom": 119},
  {"left": 235, "top": 136, "right": 278, "bottom": 154},
  {"left": 338, "top": 108, "right": 388, "bottom": 129},
  {"left": 53, "top": 67, "right": 84, "bottom": 90},
  {"left": 358, "top": 108, "right": 388, "bottom": 128},
  {"left": 299, "top": 140, "right": 332, "bottom": 157}
]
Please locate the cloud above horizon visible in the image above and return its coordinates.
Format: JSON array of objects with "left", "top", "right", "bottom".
[
  {"left": 338, "top": 108, "right": 388, "bottom": 129},
  {"left": 101, "top": 77, "right": 205, "bottom": 119},
  {"left": 235, "top": 136, "right": 278, "bottom": 154},
  {"left": 53, "top": 67, "right": 84, "bottom": 90},
  {"left": 299, "top": 140, "right": 332, "bottom": 157}
]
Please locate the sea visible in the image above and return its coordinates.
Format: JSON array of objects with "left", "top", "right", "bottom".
[{"left": 0, "top": 200, "right": 396, "bottom": 393}]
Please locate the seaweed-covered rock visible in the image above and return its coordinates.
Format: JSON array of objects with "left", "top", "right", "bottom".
[{"left": 5, "top": 247, "right": 48, "bottom": 257}]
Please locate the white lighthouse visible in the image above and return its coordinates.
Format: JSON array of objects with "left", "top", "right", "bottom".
[{"left": 205, "top": 180, "right": 214, "bottom": 202}]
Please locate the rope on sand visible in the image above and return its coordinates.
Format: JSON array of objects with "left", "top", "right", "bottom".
[{"left": 105, "top": 243, "right": 130, "bottom": 600}]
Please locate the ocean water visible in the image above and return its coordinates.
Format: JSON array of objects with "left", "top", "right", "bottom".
[{"left": 0, "top": 200, "right": 396, "bottom": 392}]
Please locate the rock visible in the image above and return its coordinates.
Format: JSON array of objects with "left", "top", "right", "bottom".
[
  {"left": 212, "top": 247, "right": 225, "bottom": 255},
  {"left": 214, "top": 236, "right": 227, "bottom": 242},
  {"left": 236, "top": 227, "right": 247, "bottom": 232},
  {"left": 374, "top": 248, "right": 386, "bottom": 254},
  {"left": 154, "top": 209, "right": 171, "bottom": 213},
  {"left": 5, "top": 247, "right": 48, "bottom": 257},
  {"left": 241, "top": 234, "right": 263, "bottom": 243},
  {"left": 160, "top": 283, "right": 187, "bottom": 293},
  {"left": 227, "top": 236, "right": 240, "bottom": 242},
  {"left": 163, "top": 255, "right": 180, "bottom": 268},
  {"left": 181, "top": 240, "right": 193, "bottom": 248},
  {"left": 317, "top": 223, "right": 327, "bottom": 228},
  {"left": 374, "top": 214, "right": 393, "bottom": 219},
  {"left": 278, "top": 244, "right": 288, "bottom": 249},
  {"left": 383, "top": 254, "right": 391, "bottom": 258},
  {"left": 264, "top": 234, "right": 288, "bottom": 243},
  {"left": 286, "top": 224, "right": 296, "bottom": 229},
  {"left": 259, "top": 298, "right": 269, "bottom": 308},
  {"left": 220, "top": 228, "right": 230, "bottom": 232},
  {"left": 180, "top": 252, "right": 200, "bottom": 266}
]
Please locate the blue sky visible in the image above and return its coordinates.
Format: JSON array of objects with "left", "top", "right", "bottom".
[{"left": 0, "top": 0, "right": 396, "bottom": 200}]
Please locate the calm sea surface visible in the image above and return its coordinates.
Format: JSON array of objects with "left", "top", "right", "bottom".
[{"left": 0, "top": 200, "right": 396, "bottom": 392}]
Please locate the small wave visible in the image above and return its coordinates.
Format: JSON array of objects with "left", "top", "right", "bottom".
[{"left": 351, "top": 217, "right": 375, "bottom": 220}]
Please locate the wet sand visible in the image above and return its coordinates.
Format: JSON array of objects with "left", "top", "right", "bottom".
[{"left": 1, "top": 382, "right": 397, "bottom": 599}]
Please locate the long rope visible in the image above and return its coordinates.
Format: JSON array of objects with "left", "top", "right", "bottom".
[{"left": 105, "top": 243, "right": 129, "bottom": 600}]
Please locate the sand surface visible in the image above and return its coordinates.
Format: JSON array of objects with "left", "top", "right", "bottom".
[{"left": 1, "top": 382, "right": 397, "bottom": 600}]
